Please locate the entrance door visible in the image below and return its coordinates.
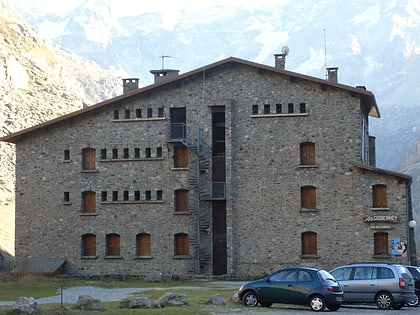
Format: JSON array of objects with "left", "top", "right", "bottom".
[
  {"left": 169, "top": 107, "right": 186, "bottom": 139},
  {"left": 213, "top": 201, "right": 227, "bottom": 275}
]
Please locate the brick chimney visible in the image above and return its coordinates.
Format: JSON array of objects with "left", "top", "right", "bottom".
[
  {"left": 326, "top": 67, "right": 338, "bottom": 83},
  {"left": 150, "top": 69, "right": 180, "bottom": 84},
  {"left": 274, "top": 53, "right": 287, "bottom": 70},
  {"left": 122, "top": 78, "right": 139, "bottom": 94}
]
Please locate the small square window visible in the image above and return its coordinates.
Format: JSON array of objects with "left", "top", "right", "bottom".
[
  {"left": 157, "top": 147, "right": 162, "bottom": 158},
  {"left": 158, "top": 107, "right": 164, "bottom": 117},
  {"left": 147, "top": 108, "right": 153, "bottom": 118},
  {"left": 64, "top": 150, "right": 70, "bottom": 161},
  {"left": 157, "top": 190, "right": 163, "bottom": 200},
  {"left": 288, "top": 103, "right": 294, "bottom": 113},
  {"left": 276, "top": 104, "right": 282, "bottom": 114},
  {"left": 123, "top": 191, "right": 129, "bottom": 201},
  {"left": 114, "top": 110, "right": 119, "bottom": 119},
  {"left": 101, "top": 148, "right": 107, "bottom": 159},
  {"left": 136, "top": 109, "right": 142, "bottom": 118},
  {"left": 145, "top": 148, "right": 151, "bottom": 158},
  {"left": 252, "top": 105, "right": 258, "bottom": 115},
  {"left": 300, "top": 102, "right": 306, "bottom": 113},
  {"left": 134, "top": 190, "right": 140, "bottom": 201},
  {"left": 64, "top": 192, "right": 70, "bottom": 202},
  {"left": 125, "top": 109, "right": 130, "bottom": 119},
  {"left": 264, "top": 104, "right": 270, "bottom": 114},
  {"left": 134, "top": 148, "right": 140, "bottom": 158},
  {"left": 112, "top": 191, "right": 118, "bottom": 201},
  {"left": 123, "top": 148, "right": 129, "bottom": 159},
  {"left": 145, "top": 190, "right": 151, "bottom": 200},
  {"left": 112, "top": 148, "right": 118, "bottom": 159},
  {"left": 101, "top": 191, "right": 107, "bottom": 202}
]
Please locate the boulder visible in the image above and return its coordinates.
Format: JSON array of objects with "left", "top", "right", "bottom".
[
  {"left": 75, "top": 295, "right": 103, "bottom": 310},
  {"left": 12, "top": 297, "right": 38, "bottom": 314},
  {"left": 129, "top": 296, "right": 152, "bottom": 308},
  {"left": 208, "top": 294, "right": 226, "bottom": 305},
  {"left": 153, "top": 292, "right": 187, "bottom": 307}
]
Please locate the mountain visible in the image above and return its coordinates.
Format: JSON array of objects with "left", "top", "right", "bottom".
[
  {"left": 3, "top": 0, "right": 420, "bottom": 246},
  {"left": 0, "top": 0, "right": 122, "bottom": 256}
]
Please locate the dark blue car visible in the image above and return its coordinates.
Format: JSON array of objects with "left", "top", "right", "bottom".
[{"left": 238, "top": 267, "right": 343, "bottom": 311}]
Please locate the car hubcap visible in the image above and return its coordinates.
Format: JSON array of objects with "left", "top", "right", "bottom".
[
  {"left": 311, "top": 297, "right": 323, "bottom": 311},
  {"left": 407, "top": 295, "right": 419, "bottom": 306},
  {"left": 377, "top": 294, "right": 391, "bottom": 309},
  {"left": 245, "top": 295, "right": 257, "bottom": 306}
]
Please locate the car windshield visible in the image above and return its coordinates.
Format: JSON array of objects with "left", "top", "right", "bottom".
[{"left": 318, "top": 270, "right": 337, "bottom": 283}]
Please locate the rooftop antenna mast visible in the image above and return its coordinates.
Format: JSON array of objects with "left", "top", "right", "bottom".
[
  {"left": 160, "top": 53, "right": 175, "bottom": 70},
  {"left": 323, "top": 29, "right": 328, "bottom": 79}
]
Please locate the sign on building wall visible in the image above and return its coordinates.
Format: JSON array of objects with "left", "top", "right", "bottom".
[{"left": 391, "top": 237, "right": 407, "bottom": 257}]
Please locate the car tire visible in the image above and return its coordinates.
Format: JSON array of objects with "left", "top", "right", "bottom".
[
  {"left": 406, "top": 291, "right": 420, "bottom": 307},
  {"left": 376, "top": 292, "right": 393, "bottom": 310},
  {"left": 327, "top": 303, "right": 341, "bottom": 311},
  {"left": 309, "top": 295, "right": 326, "bottom": 312},
  {"left": 260, "top": 302, "right": 273, "bottom": 307},
  {"left": 242, "top": 291, "right": 258, "bottom": 307}
]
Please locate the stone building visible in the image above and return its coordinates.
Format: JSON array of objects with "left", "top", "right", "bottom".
[{"left": 1, "top": 55, "right": 416, "bottom": 278}]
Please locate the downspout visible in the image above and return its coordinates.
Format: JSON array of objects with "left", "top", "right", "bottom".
[{"left": 407, "top": 180, "right": 417, "bottom": 265}]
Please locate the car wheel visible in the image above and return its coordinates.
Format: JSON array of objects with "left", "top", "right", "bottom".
[
  {"left": 260, "top": 302, "right": 273, "bottom": 307},
  {"left": 406, "top": 291, "right": 420, "bottom": 307},
  {"left": 392, "top": 302, "right": 404, "bottom": 309},
  {"left": 327, "top": 303, "right": 341, "bottom": 311},
  {"left": 242, "top": 291, "right": 258, "bottom": 307},
  {"left": 376, "top": 292, "right": 393, "bottom": 310},
  {"left": 309, "top": 295, "right": 326, "bottom": 312}
]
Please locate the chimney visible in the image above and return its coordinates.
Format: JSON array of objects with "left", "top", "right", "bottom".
[
  {"left": 150, "top": 69, "right": 180, "bottom": 84},
  {"left": 274, "top": 53, "right": 286, "bottom": 70},
  {"left": 326, "top": 67, "right": 338, "bottom": 83},
  {"left": 122, "top": 78, "right": 139, "bottom": 94}
]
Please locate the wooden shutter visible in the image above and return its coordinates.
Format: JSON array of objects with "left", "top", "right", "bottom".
[
  {"left": 83, "top": 191, "right": 96, "bottom": 213},
  {"left": 374, "top": 232, "right": 388, "bottom": 255},
  {"left": 137, "top": 234, "right": 151, "bottom": 256},
  {"left": 301, "top": 186, "right": 316, "bottom": 209},
  {"left": 174, "top": 147, "right": 188, "bottom": 167},
  {"left": 82, "top": 234, "right": 96, "bottom": 256},
  {"left": 175, "top": 233, "right": 189, "bottom": 255},
  {"left": 373, "top": 185, "right": 387, "bottom": 208},
  {"left": 82, "top": 148, "right": 96, "bottom": 170},
  {"left": 175, "top": 190, "right": 188, "bottom": 212},
  {"left": 302, "top": 232, "right": 317, "bottom": 255},
  {"left": 107, "top": 234, "right": 120, "bottom": 256},
  {"left": 300, "top": 143, "right": 315, "bottom": 165}
]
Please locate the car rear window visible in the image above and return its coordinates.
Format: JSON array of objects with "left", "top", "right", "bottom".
[
  {"left": 319, "top": 270, "right": 338, "bottom": 283},
  {"left": 398, "top": 266, "right": 413, "bottom": 279}
]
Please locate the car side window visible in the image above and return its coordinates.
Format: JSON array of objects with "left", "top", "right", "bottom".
[
  {"left": 270, "top": 269, "right": 297, "bottom": 282},
  {"left": 331, "top": 267, "right": 351, "bottom": 281},
  {"left": 298, "top": 270, "right": 313, "bottom": 282},
  {"left": 375, "top": 267, "right": 394, "bottom": 279},
  {"left": 353, "top": 267, "right": 374, "bottom": 280}
]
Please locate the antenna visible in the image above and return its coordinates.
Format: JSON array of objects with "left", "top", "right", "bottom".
[
  {"left": 281, "top": 45, "right": 289, "bottom": 56},
  {"left": 159, "top": 53, "right": 175, "bottom": 70},
  {"left": 323, "top": 29, "right": 328, "bottom": 79}
]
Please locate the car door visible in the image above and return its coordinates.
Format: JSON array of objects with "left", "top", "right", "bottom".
[
  {"left": 331, "top": 267, "right": 352, "bottom": 302},
  {"left": 350, "top": 266, "right": 376, "bottom": 302},
  {"left": 259, "top": 268, "right": 298, "bottom": 303}
]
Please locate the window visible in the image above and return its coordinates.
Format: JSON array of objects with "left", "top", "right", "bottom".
[
  {"left": 300, "top": 102, "right": 306, "bottom": 113},
  {"left": 136, "top": 233, "right": 151, "bottom": 256},
  {"left": 123, "top": 148, "right": 129, "bottom": 159},
  {"left": 64, "top": 150, "right": 70, "bottom": 161},
  {"left": 82, "top": 148, "right": 96, "bottom": 170},
  {"left": 301, "top": 186, "right": 316, "bottom": 209},
  {"left": 123, "top": 191, "right": 129, "bottom": 201},
  {"left": 331, "top": 267, "right": 351, "bottom": 281},
  {"left": 354, "top": 267, "right": 374, "bottom": 280},
  {"left": 374, "top": 232, "right": 389, "bottom": 255},
  {"left": 113, "top": 110, "right": 119, "bottom": 119},
  {"left": 82, "top": 191, "right": 96, "bottom": 213},
  {"left": 145, "top": 148, "right": 151, "bottom": 158},
  {"left": 264, "top": 104, "right": 270, "bottom": 114},
  {"left": 288, "top": 103, "right": 294, "bottom": 113},
  {"left": 372, "top": 184, "right": 387, "bottom": 208},
  {"left": 106, "top": 233, "right": 120, "bottom": 256},
  {"left": 175, "top": 189, "right": 188, "bottom": 212},
  {"left": 270, "top": 269, "right": 297, "bottom": 281},
  {"left": 276, "top": 103, "right": 282, "bottom": 114},
  {"left": 136, "top": 108, "right": 142, "bottom": 118},
  {"left": 147, "top": 108, "right": 153, "bottom": 118},
  {"left": 100, "top": 148, "right": 107, "bottom": 159},
  {"left": 145, "top": 190, "right": 151, "bottom": 201},
  {"left": 112, "top": 148, "right": 118, "bottom": 159},
  {"left": 82, "top": 234, "right": 96, "bottom": 256},
  {"left": 156, "top": 147, "right": 162, "bottom": 158},
  {"left": 157, "top": 190, "right": 163, "bottom": 201},
  {"left": 112, "top": 191, "right": 118, "bottom": 201},
  {"left": 158, "top": 107, "right": 164, "bottom": 117},
  {"left": 101, "top": 191, "right": 107, "bottom": 202},
  {"left": 134, "top": 148, "right": 140, "bottom": 158},
  {"left": 174, "top": 146, "right": 188, "bottom": 167},
  {"left": 125, "top": 109, "right": 130, "bottom": 119},
  {"left": 298, "top": 270, "right": 313, "bottom": 282},
  {"left": 376, "top": 267, "right": 394, "bottom": 279},
  {"left": 252, "top": 104, "right": 258, "bottom": 115},
  {"left": 300, "top": 142, "right": 315, "bottom": 165},
  {"left": 134, "top": 190, "right": 140, "bottom": 201},
  {"left": 175, "top": 233, "right": 189, "bottom": 255},
  {"left": 64, "top": 192, "right": 70, "bottom": 203},
  {"left": 301, "top": 231, "right": 317, "bottom": 255}
]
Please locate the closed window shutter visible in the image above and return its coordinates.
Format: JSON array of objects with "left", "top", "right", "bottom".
[
  {"left": 82, "top": 234, "right": 96, "bottom": 256},
  {"left": 83, "top": 191, "right": 96, "bottom": 213},
  {"left": 300, "top": 143, "right": 315, "bottom": 165},
  {"left": 175, "top": 190, "right": 188, "bottom": 212},
  {"left": 107, "top": 234, "right": 120, "bottom": 256},
  {"left": 175, "top": 234, "right": 189, "bottom": 255},
  {"left": 302, "top": 232, "right": 317, "bottom": 255},
  {"left": 301, "top": 186, "right": 316, "bottom": 209},
  {"left": 83, "top": 148, "right": 96, "bottom": 170},
  {"left": 373, "top": 185, "right": 387, "bottom": 208},
  {"left": 137, "top": 234, "right": 151, "bottom": 256},
  {"left": 174, "top": 147, "right": 188, "bottom": 167},
  {"left": 374, "top": 232, "right": 388, "bottom": 255}
]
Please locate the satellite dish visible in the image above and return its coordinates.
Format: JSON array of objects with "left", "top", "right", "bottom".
[{"left": 281, "top": 46, "right": 289, "bottom": 56}]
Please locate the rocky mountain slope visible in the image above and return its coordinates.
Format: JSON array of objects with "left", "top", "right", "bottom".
[{"left": 0, "top": 0, "right": 122, "bottom": 255}]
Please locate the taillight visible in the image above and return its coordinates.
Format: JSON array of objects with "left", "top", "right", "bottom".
[
  {"left": 399, "top": 278, "right": 406, "bottom": 289},
  {"left": 326, "top": 285, "right": 334, "bottom": 292}
]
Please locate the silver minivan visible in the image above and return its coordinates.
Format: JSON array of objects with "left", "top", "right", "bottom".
[{"left": 330, "top": 263, "right": 415, "bottom": 310}]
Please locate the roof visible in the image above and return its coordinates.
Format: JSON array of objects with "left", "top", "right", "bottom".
[
  {"left": 352, "top": 162, "right": 412, "bottom": 182},
  {"left": 0, "top": 56, "right": 380, "bottom": 143},
  {"left": 12, "top": 258, "right": 66, "bottom": 274}
]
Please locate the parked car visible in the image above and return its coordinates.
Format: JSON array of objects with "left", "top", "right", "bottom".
[
  {"left": 238, "top": 267, "right": 343, "bottom": 311},
  {"left": 406, "top": 266, "right": 420, "bottom": 306},
  {"left": 330, "top": 262, "right": 415, "bottom": 310}
]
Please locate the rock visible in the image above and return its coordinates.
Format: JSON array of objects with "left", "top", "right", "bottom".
[
  {"left": 129, "top": 296, "right": 152, "bottom": 308},
  {"left": 153, "top": 292, "right": 187, "bottom": 307},
  {"left": 145, "top": 270, "right": 162, "bottom": 282},
  {"left": 230, "top": 290, "right": 241, "bottom": 304},
  {"left": 208, "top": 294, "right": 225, "bottom": 305},
  {"left": 75, "top": 295, "right": 103, "bottom": 310},
  {"left": 12, "top": 297, "right": 38, "bottom": 314}
]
